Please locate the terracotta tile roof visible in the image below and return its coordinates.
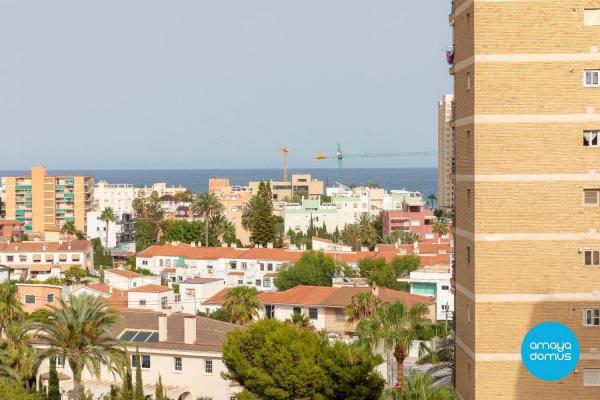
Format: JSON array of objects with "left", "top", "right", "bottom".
[
  {"left": 227, "top": 271, "right": 244, "bottom": 276},
  {"left": 419, "top": 254, "right": 451, "bottom": 267},
  {"left": 161, "top": 268, "right": 176, "bottom": 273},
  {"left": 107, "top": 289, "right": 129, "bottom": 308},
  {"left": 418, "top": 242, "right": 451, "bottom": 254},
  {"left": 128, "top": 284, "right": 172, "bottom": 293},
  {"left": 137, "top": 244, "right": 244, "bottom": 260},
  {"left": 105, "top": 269, "right": 144, "bottom": 279},
  {"left": 0, "top": 220, "right": 24, "bottom": 226},
  {"left": 312, "top": 236, "right": 333, "bottom": 243},
  {"left": 183, "top": 278, "right": 223, "bottom": 284},
  {"left": 202, "top": 288, "right": 230, "bottom": 305},
  {"left": 83, "top": 283, "right": 111, "bottom": 295},
  {"left": 0, "top": 240, "right": 90, "bottom": 253},
  {"left": 113, "top": 310, "right": 239, "bottom": 351},
  {"left": 257, "top": 285, "right": 433, "bottom": 308}
]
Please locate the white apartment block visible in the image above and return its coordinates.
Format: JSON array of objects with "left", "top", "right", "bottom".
[
  {"left": 437, "top": 94, "right": 454, "bottom": 210},
  {"left": 35, "top": 311, "right": 241, "bottom": 400},
  {"left": 86, "top": 211, "right": 134, "bottom": 249},
  {"left": 284, "top": 199, "right": 339, "bottom": 233}
]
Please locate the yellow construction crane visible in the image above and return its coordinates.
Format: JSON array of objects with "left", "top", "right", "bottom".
[
  {"left": 279, "top": 146, "right": 289, "bottom": 182},
  {"left": 315, "top": 143, "right": 435, "bottom": 186}
]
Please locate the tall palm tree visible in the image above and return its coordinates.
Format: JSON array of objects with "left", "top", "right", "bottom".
[
  {"left": 0, "top": 281, "right": 24, "bottom": 336},
  {"left": 99, "top": 207, "right": 117, "bottom": 248},
  {"left": 31, "top": 294, "right": 126, "bottom": 400},
  {"left": 342, "top": 224, "right": 362, "bottom": 251},
  {"left": 357, "top": 301, "right": 430, "bottom": 392},
  {"left": 192, "top": 192, "right": 224, "bottom": 247},
  {"left": 241, "top": 195, "right": 259, "bottom": 231},
  {"left": 209, "top": 214, "right": 236, "bottom": 245},
  {"left": 432, "top": 221, "right": 449, "bottom": 243},
  {"left": 222, "top": 286, "right": 260, "bottom": 325},
  {"left": 426, "top": 194, "right": 437, "bottom": 210},
  {"left": 357, "top": 213, "right": 379, "bottom": 248},
  {"left": 344, "top": 292, "right": 383, "bottom": 325}
]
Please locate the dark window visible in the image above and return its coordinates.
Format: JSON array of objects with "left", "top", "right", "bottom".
[
  {"left": 265, "top": 305, "right": 275, "bottom": 319},
  {"left": 293, "top": 307, "right": 302, "bottom": 315},
  {"left": 308, "top": 308, "right": 318, "bottom": 320}
]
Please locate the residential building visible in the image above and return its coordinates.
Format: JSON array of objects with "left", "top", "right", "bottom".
[
  {"left": 35, "top": 311, "right": 241, "bottom": 399},
  {"left": 249, "top": 174, "right": 324, "bottom": 201},
  {"left": 103, "top": 268, "right": 161, "bottom": 291},
  {"left": 284, "top": 199, "right": 339, "bottom": 233},
  {"left": 403, "top": 264, "right": 453, "bottom": 322},
  {"left": 437, "top": 94, "right": 455, "bottom": 210},
  {"left": 449, "top": 2, "right": 600, "bottom": 398},
  {"left": 127, "top": 284, "right": 177, "bottom": 312},
  {"left": 0, "top": 264, "right": 10, "bottom": 282},
  {"left": 179, "top": 278, "right": 226, "bottom": 315},
  {"left": 382, "top": 205, "right": 440, "bottom": 240},
  {"left": 311, "top": 237, "right": 353, "bottom": 252},
  {"left": 3, "top": 167, "right": 93, "bottom": 237},
  {"left": 16, "top": 283, "right": 64, "bottom": 313},
  {"left": 0, "top": 240, "right": 94, "bottom": 281},
  {"left": 86, "top": 211, "right": 134, "bottom": 249},
  {"left": 0, "top": 219, "right": 24, "bottom": 242}
]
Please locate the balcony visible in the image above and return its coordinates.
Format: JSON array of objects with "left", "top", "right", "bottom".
[{"left": 15, "top": 185, "right": 32, "bottom": 191}]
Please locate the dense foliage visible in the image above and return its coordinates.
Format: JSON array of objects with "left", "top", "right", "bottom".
[
  {"left": 223, "top": 319, "right": 385, "bottom": 400},
  {"left": 249, "top": 182, "right": 278, "bottom": 246},
  {"left": 274, "top": 251, "right": 337, "bottom": 291},
  {"left": 358, "top": 255, "right": 420, "bottom": 291}
]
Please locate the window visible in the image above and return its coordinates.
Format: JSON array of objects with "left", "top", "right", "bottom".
[
  {"left": 132, "top": 282, "right": 137, "bottom": 288},
  {"left": 584, "top": 9, "right": 600, "bottom": 26},
  {"left": 174, "top": 294, "right": 181, "bottom": 303},
  {"left": 205, "top": 360, "right": 213, "bottom": 374},
  {"left": 263, "top": 278, "right": 271, "bottom": 288},
  {"left": 72, "top": 254, "right": 80, "bottom": 262},
  {"left": 293, "top": 307, "right": 302, "bottom": 315},
  {"left": 132, "top": 354, "right": 151, "bottom": 369},
  {"left": 467, "top": 246, "right": 471, "bottom": 265},
  {"left": 585, "top": 250, "right": 600, "bottom": 266},
  {"left": 308, "top": 308, "right": 318, "bottom": 320},
  {"left": 237, "top": 279, "right": 243, "bottom": 285},
  {"left": 584, "top": 189, "right": 600, "bottom": 205},
  {"left": 161, "top": 297, "right": 168, "bottom": 309},
  {"left": 466, "top": 189, "right": 471, "bottom": 208},
  {"left": 584, "top": 131, "right": 599, "bottom": 147},
  {"left": 241, "top": 262, "right": 247, "bottom": 270},
  {"left": 335, "top": 309, "right": 345, "bottom": 322},
  {"left": 25, "top": 295, "right": 35, "bottom": 304},
  {"left": 442, "top": 304, "right": 450, "bottom": 311},
  {"left": 56, "top": 356, "right": 65, "bottom": 367},
  {"left": 174, "top": 357, "right": 182, "bottom": 371},
  {"left": 585, "top": 309, "right": 600, "bottom": 326},
  {"left": 267, "top": 263, "right": 273, "bottom": 272},
  {"left": 265, "top": 305, "right": 275, "bottom": 319},
  {"left": 466, "top": 72, "right": 471, "bottom": 90},
  {"left": 7, "top": 255, "right": 13, "bottom": 262},
  {"left": 229, "top": 261, "right": 237, "bottom": 270},
  {"left": 584, "top": 70, "right": 600, "bottom": 87},
  {"left": 142, "top": 260, "right": 148, "bottom": 266},
  {"left": 584, "top": 369, "right": 600, "bottom": 386},
  {"left": 19, "top": 255, "right": 27, "bottom": 262},
  {"left": 442, "top": 285, "right": 450, "bottom": 290},
  {"left": 47, "top": 294, "right": 55, "bottom": 303},
  {"left": 139, "top": 299, "right": 147, "bottom": 306},
  {"left": 259, "top": 263, "right": 265, "bottom": 271},
  {"left": 255, "top": 279, "right": 261, "bottom": 286}
]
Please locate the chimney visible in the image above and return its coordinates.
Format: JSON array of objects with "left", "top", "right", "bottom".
[
  {"left": 191, "top": 242, "right": 196, "bottom": 247},
  {"left": 267, "top": 242, "right": 273, "bottom": 249},
  {"left": 42, "top": 245, "right": 47, "bottom": 251},
  {"left": 59, "top": 240, "right": 63, "bottom": 245},
  {"left": 221, "top": 242, "right": 227, "bottom": 248},
  {"left": 158, "top": 314, "right": 168, "bottom": 342},
  {"left": 184, "top": 316, "right": 197, "bottom": 345},
  {"left": 14, "top": 245, "right": 18, "bottom": 251}
]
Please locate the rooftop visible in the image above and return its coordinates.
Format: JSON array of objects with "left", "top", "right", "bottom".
[
  {"left": 0, "top": 240, "right": 90, "bottom": 253},
  {"left": 128, "top": 284, "right": 172, "bottom": 293}
]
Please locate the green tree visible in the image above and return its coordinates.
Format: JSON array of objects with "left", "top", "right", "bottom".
[
  {"left": 60, "top": 221, "right": 84, "bottom": 239},
  {"left": 249, "top": 182, "right": 277, "bottom": 246},
  {"left": 417, "top": 337, "right": 455, "bottom": 386},
  {"left": 386, "top": 372, "right": 454, "bottom": 400},
  {"left": 122, "top": 369, "right": 133, "bottom": 400},
  {"left": 223, "top": 318, "right": 385, "bottom": 400},
  {"left": 432, "top": 221, "right": 449, "bottom": 242},
  {"left": 357, "top": 213, "right": 379, "bottom": 249},
  {"left": 358, "top": 255, "right": 419, "bottom": 291},
  {"left": 154, "top": 375, "right": 167, "bottom": 400},
  {"left": 32, "top": 294, "right": 126, "bottom": 400},
  {"left": 342, "top": 224, "right": 362, "bottom": 251},
  {"left": 64, "top": 265, "right": 87, "bottom": 285},
  {"left": 222, "top": 286, "right": 260, "bottom": 325},
  {"left": 0, "top": 281, "right": 24, "bottom": 336},
  {"left": 99, "top": 207, "right": 116, "bottom": 249},
  {"left": 133, "top": 348, "right": 143, "bottom": 400},
  {"left": 0, "top": 379, "right": 43, "bottom": 400},
  {"left": 192, "top": 192, "right": 225, "bottom": 247},
  {"left": 209, "top": 214, "right": 237, "bottom": 245},
  {"left": 161, "top": 220, "right": 204, "bottom": 244},
  {"left": 91, "top": 238, "right": 113, "bottom": 269},
  {"left": 132, "top": 190, "right": 164, "bottom": 224},
  {"left": 426, "top": 194, "right": 437, "bottom": 210},
  {"left": 241, "top": 195, "right": 259, "bottom": 231},
  {"left": 357, "top": 301, "right": 430, "bottom": 392},
  {"left": 274, "top": 251, "right": 336, "bottom": 291},
  {"left": 174, "top": 189, "right": 195, "bottom": 203},
  {"left": 47, "top": 357, "right": 60, "bottom": 400},
  {"left": 134, "top": 219, "right": 159, "bottom": 252},
  {"left": 285, "top": 313, "right": 313, "bottom": 329},
  {"left": 344, "top": 292, "right": 383, "bottom": 325},
  {"left": 384, "top": 231, "right": 421, "bottom": 245}
]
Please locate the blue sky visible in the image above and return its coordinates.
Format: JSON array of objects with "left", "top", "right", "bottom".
[{"left": 0, "top": 1, "right": 452, "bottom": 169}]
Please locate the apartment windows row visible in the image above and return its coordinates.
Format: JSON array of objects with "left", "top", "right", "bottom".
[
  {"left": 585, "top": 70, "right": 600, "bottom": 87},
  {"left": 0, "top": 253, "right": 80, "bottom": 263},
  {"left": 130, "top": 354, "right": 214, "bottom": 374}
]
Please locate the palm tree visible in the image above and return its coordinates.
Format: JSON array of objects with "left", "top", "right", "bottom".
[
  {"left": 344, "top": 292, "right": 383, "bottom": 325},
  {"left": 357, "top": 213, "right": 379, "bottom": 249},
  {"left": 99, "top": 207, "right": 116, "bottom": 249},
  {"left": 357, "top": 301, "right": 430, "bottom": 392},
  {"left": 386, "top": 371, "right": 454, "bottom": 400},
  {"left": 432, "top": 221, "right": 449, "bottom": 243},
  {"left": 209, "top": 214, "right": 236, "bottom": 245},
  {"left": 241, "top": 195, "right": 259, "bottom": 231},
  {"left": 342, "top": 224, "right": 362, "bottom": 251},
  {"left": 31, "top": 294, "right": 126, "bottom": 400},
  {"left": 222, "top": 286, "right": 260, "bottom": 325},
  {"left": 285, "top": 313, "right": 313, "bottom": 329},
  {"left": 0, "top": 282, "right": 24, "bottom": 336},
  {"left": 426, "top": 194, "right": 437, "bottom": 210},
  {"left": 417, "top": 337, "right": 455, "bottom": 386},
  {"left": 192, "top": 192, "right": 225, "bottom": 247}
]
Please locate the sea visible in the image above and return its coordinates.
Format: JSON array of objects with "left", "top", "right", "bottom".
[{"left": 0, "top": 168, "right": 437, "bottom": 196}]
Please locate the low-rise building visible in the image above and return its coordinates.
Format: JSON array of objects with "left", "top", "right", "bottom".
[
  {"left": 402, "top": 265, "right": 453, "bottom": 322},
  {"left": 35, "top": 311, "right": 241, "bottom": 400},
  {"left": 0, "top": 240, "right": 94, "bottom": 281},
  {"left": 284, "top": 199, "right": 338, "bottom": 233},
  {"left": 311, "top": 237, "right": 353, "bottom": 252},
  {"left": 86, "top": 211, "right": 134, "bottom": 249},
  {"left": 179, "top": 278, "right": 226, "bottom": 315},
  {"left": 0, "top": 220, "right": 24, "bottom": 241},
  {"left": 127, "top": 284, "right": 177, "bottom": 312},
  {"left": 16, "top": 283, "right": 64, "bottom": 312},
  {"left": 0, "top": 264, "right": 10, "bottom": 282},
  {"left": 250, "top": 174, "right": 324, "bottom": 201},
  {"left": 103, "top": 268, "right": 161, "bottom": 291},
  {"left": 382, "top": 203, "right": 443, "bottom": 242}
]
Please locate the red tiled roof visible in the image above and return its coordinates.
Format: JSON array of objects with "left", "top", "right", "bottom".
[
  {"left": 183, "top": 278, "right": 223, "bottom": 284},
  {"left": 0, "top": 220, "right": 24, "bottom": 226},
  {"left": 257, "top": 285, "right": 433, "bottom": 308},
  {"left": 137, "top": 244, "right": 244, "bottom": 260},
  {"left": 128, "top": 284, "right": 172, "bottom": 293},
  {"left": 202, "top": 288, "right": 230, "bottom": 305},
  {"left": 84, "top": 283, "right": 111, "bottom": 295},
  {"left": 227, "top": 271, "right": 244, "bottom": 276},
  {"left": 0, "top": 240, "right": 90, "bottom": 253},
  {"left": 105, "top": 269, "right": 144, "bottom": 279},
  {"left": 419, "top": 254, "right": 451, "bottom": 267},
  {"left": 161, "top": 268, "right": 176, "bottom": 273}
]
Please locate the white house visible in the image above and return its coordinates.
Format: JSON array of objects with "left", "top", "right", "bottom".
[
  {"left": 103, "top": 268, "right": 161, "bottom": 291},
  {"left": 35, "top": 311, "right": 241, "bottom": 400},
  {"left": 70, "top": 283, "right": 113, "bottom": 299},
  {"left": 86, "top": 211, "right": 134, "bottom": 249},
  {"left": 127, "top": 284, "right": 178, "bottom": 312},
  {"left": 402, "top": 265, "right": 454, "bottom": 322},
  {"left": 0, "top": 264, "right": 11, "bottom": 282},
  {"left": 179, "top": 278, "right": 226, "bottom": 315}
]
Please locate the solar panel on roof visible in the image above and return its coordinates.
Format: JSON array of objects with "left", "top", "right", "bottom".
[
  {"left": 146, "top": 332, "right": 159, "bottom": 343},
  {"left": 133, "top": 331, "right": 152, "bottom": 342},
  {"left": 120, "top": 330, "right": 137, "bottom": 341}
]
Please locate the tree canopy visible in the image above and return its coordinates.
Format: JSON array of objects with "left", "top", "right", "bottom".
[
  {"left": 249, "top": 182, "right": 278, "bottom": 246},
  {"left": 223, "top": 318, "right": 385, "bottom": 400},
  {"left": 358, "top": 255, "right": 420, "bottom": 291},
  {"left": 274, "top": 251, "right": 337, "bottom": 291}
]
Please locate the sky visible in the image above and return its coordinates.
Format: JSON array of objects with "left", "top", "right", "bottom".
[{"left": 0, "top": 1, "right": 452, "bottom": 170}]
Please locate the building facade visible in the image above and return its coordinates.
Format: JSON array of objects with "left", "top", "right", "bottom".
[
  {"left": 86, "top": 211, "right": 134, "bottom": 249},
  {"left": 3, "top": 167, "right": 93, "bottom": 237},
  {"left": 450, "top": 2, "right": 600, "bottom": 398},
  {"left": 284, "top": 199, "right": 339, "bottom": 233},
  {"left": 250, "top": 174, "right": 324, "bottom": 201},
  {"left": 437, "top": 94, "right": 455, "bottom": 210}
]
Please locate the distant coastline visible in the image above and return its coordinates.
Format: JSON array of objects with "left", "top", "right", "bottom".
[{"left": 0, "top": 168, "right": 437, "bottom": 196}]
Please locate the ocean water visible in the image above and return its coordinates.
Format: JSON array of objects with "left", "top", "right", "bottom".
[{"left": 0, "top": 168, "right": 437, "bottom": 196}]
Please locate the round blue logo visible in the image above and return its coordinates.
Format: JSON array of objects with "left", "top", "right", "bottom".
[{"left": 521, "top": 321, "right": 580, "bottom": 381}]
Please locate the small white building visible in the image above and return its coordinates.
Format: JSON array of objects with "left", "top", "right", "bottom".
[
  {"left": 87, "top": 211, "right": 134, "bottom": 249},
  {"left": 179, "top": 278, "right": 225, "bottom": 315},
  {"left": 403, "top": 265, "right": 454, "bottom": 322},
  {"left": 127, "top": 284, "right": 177, "bottom": 312},
  {"left": 103, "top": 269, "right": 161, "bottom": 291}
]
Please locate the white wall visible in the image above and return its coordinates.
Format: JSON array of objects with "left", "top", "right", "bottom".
[
  {"left": 103, "top": 271, "right": 161, "bottom": 291},
  {"left": 179, "top": 280, "right": 225, "bottom": 315},
  {"left": 128, "top": 290, "right": 176, "bottom": 312}
]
